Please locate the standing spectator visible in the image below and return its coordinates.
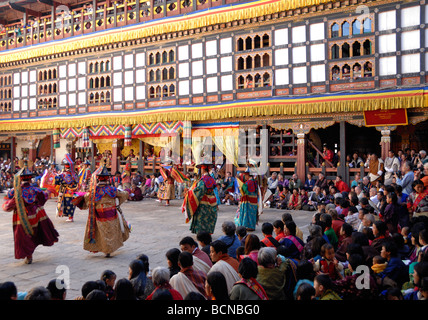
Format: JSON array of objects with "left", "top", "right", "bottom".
[
  {"left": 349, "top": 152, "right": 363, "bottom": 168},
  {"left": 395, "top": 161, "right": 414, "bottom": 196},
  {"left": 381, "top": 192, "right": 400, "bottom": 234},
  {"left": 384, "top": 150, "right": 400, "bottom": 186},
  {"left": 365, "top": 153, "right": 384, "bottom": 184}
]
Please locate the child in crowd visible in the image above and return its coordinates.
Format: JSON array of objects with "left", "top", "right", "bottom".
[
  {"left": 371, "top": 255, "right": 388, "bottom": 274},
  {"left": 313, "top": 243, "right": 344, "bottom": 281},
  {"left": 100, "top": 270, "right": 116, "bottom": 300}
]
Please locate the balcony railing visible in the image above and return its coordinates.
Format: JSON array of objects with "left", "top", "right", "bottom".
[{"left": 0, "top": 0, "right": 249, "bottom": 53}]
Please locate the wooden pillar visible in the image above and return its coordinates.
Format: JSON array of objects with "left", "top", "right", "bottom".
[
  {"left": 28, "top": 140, "right": 38, "bottom": 163},
  {"left": 111, "top": 139, "right": 119, "bottom": 175},
  {"left": 50, "top": 134, "right": 54, "bottom": 162},
  {"left": 138, "top": 140, "right": 144, "bottom": 174},
  {"left": 10, "top": 137, "right": 16, "bottom": 172},
  {"left": 339, "top": 121, "right": 347, "bottom": 183},
  {"left": 296, "top": 133, "right": 307, "bottom": 182},
  {"left": 90, "top": 140, "right": 96, "bottom": 172},
  {"left": 380, "top": 128, "right": 391, "bottom": 161}
]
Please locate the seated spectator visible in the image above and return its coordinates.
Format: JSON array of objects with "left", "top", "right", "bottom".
[
  {"left": 236, "top": 226, "right": 248, "bottom": 247},
  {"left": 260, "top": 222, "right": 280, "bottom": 248},
  {"left": 256, "top": 247, "right": 292, "bottom": 300},
  {"left": 333, "top": 254, "right": 378, "bottom": 300},
  {"left": 313, "top": 243, "right": 344, "bottom": 281},
  {"left": 114, "top": 278, "right": 137, "bottom": 300},
  {"left": 371, "top": 220, "right": 390, "bottom": 254},
  {"left": 209, "top": 240, "right": 240, "bottom": 274},
  {"left": 335, "top": 175, "right": 350, "bottom": 194},
  {"left": 46, "top": 279, "right": 66, "bottom": 300},
  {"left": 196, "top": 231, "right": 212, "bottom": 259},
  {"left": 128, "top": 259, "right": 147, "bottom": 300},
  {"left": 275, "top": 185, "right": 291, "bottom": 209},
  {"left": 287, "top": 188, "right": 302, "bottom": 210},
  {"left": 304, "top": 173, "right": 316, "bottom": 191},
  {"left": 169, "top": 251, "right": 207, "bottom": 299},
  {"left": 320, "top": 213, "right": 338, "bottom": 250},
  {"left": 24, "top": 286, "right": 51, "bottom": 300},
  {"left": 240, "top": 234, "right": 261, "bottom": 264},
  {"left": 272, "top": 220, "right": 285, "bottom": 242},
  {"left": 165, "top": 248, "right": 181, "bottom": 278},
  {"left": 377, "top": 241, "right": 409, "bottom": 290},
  {"left": 282, "top": 213, "right": 304, "bottom": 240},
  {"left": 0, "top": 281, "right": 17, "bottom": 300},
  {"left": 230, "top": 257, "right": 268, "bottom": 300},
  {"left": 146, "top": 266, "right": 183, "bottom": 300},
  {"left": 371, "top": 255, "right": 388, "bottom": 275},
  {"left": 128, "top": 183, "right": 143, "bottom": 201},
  {"left": 313, "top": 274, "right": 342, "bottom": 300},
  {"left": 335, "top": 223, "right": 353, "bottom": 262},
  {"left": 278, "top": 220, "right": 305, "bottom": 260},
  {"left": 217, "top": 221, "right": 241, "bottom": 259},
  {"left": 205, "top": 271, "right": 230, "bottom": 300},
  {"left": 179, "top": 236, "right": 212, "bottom": 273}
]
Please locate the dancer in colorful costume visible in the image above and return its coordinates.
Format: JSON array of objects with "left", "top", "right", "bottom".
[
  {"left": 75, "top": 162, "right": 130, "bottom": 257},
  {"left": 55, "top": 155, "right": 78, "bottom": 222},
  {"left": 182, "top": 161, "right": 218, "bottom": 234},
  {"left": 157, "top": 165, "right": 176, "bottom": 206},
  {"left": 2, "top": 162, "right": 59, "bottom": 264}
]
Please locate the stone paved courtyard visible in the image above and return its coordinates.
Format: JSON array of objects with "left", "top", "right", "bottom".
[{"left": 0, "top": 195, "right": 313, "bottom": 300}]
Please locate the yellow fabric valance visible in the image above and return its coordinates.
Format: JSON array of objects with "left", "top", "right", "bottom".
[{"left": 0, "top": 87, "right": 425, "bottom": 132}]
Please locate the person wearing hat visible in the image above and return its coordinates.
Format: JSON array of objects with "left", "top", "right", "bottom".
[
  {"left": 157, "top": 166, "right": 175, "bottom": 206},
  {"left": 234, "top": 166, "right": 259, "bottom": 232},
  {"left": 182, "top": 161, "right": 218, "bottom": 234},
  {"left": 2, "top": 162, "right": 59, "bottom": 264},
  {"left": 40, "top": 160, "right": 59, "bottom": 198},
  {"left": 75, "top": 163, "right": 130, "bottom": 257},
  {"left": 77, "top": 159, "right": 92, "bottom": 192},
  {"left": 121, "top": 159, "right": 132, "bottom": 192},
  {"left": 55, "top": 155, "right": 78, "bottom": 222}
]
